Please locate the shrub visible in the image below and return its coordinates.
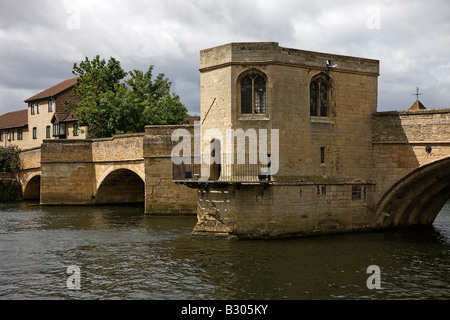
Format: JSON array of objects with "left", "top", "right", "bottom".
[
  {"left": 0, "top": 179, "right": 22, "bottom": 202},
  {"left": 0, "top": 146, "right": 21, "bottom": 172}
]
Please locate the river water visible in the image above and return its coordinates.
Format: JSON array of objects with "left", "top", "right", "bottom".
[{"left": 0, "top": 200, "right": 449, "bottom": 300}]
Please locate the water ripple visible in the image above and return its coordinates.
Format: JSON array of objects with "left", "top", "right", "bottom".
[{"left": 1, "top": 201, "right": 449, "bottom": 300}]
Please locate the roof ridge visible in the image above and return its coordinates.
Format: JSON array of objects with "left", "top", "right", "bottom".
[
  {"left": 0, "top": 108, "right": 28, "bottom": 129},
  {"left": 1, "top": 108, "right": 28, "bottom": 115},
  {"left": 24, "top": 77, "right": 79, "bottom": 103}
]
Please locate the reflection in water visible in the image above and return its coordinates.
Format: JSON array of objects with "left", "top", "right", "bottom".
[{"left": 0, "top": 201, "right": 449, "bottom": 300}]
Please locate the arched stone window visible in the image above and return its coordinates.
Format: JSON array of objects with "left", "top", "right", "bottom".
[
  {"left": 310, "top": 77, "right": 329, "bottom": 117},
  {"left": 241, "top": 72, "right": 266, "bottom": 114}
]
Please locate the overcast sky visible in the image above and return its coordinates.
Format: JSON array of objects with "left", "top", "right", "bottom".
[{"left": 1, "top": 0, "right": 449, "bottom": 116}]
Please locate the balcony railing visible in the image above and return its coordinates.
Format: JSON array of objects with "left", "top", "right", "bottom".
[{"left": 173, "top": 154, "right": 272, "bottom": 183}]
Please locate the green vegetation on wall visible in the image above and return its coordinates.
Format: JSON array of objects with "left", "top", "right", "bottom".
[
  {"left": 0, "top": 179, "right": 22, "bottom": 202},
  {"left": 0, "top": 146, "right": 22, "bottom": 202},
  {"left": 0, "top": 146, "right": 21, "bottom": 172}
]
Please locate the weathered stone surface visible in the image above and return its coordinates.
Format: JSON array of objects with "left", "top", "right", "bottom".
[
  {"left": 190, "top": 42, "right": 450, "bottom": 239},
  {"left": 16, "top": 127, "right": 197, "bottom": 214},
  {"left": 11, "top": 42, "right": 450, "bottom": 239}
]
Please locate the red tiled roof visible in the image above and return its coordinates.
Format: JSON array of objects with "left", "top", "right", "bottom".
[
  {"left": 0, "top": 109, "right": 28, "bottom": 130},
  {"left": 24, "top": 77, "right": 79, "bottom": 103}
]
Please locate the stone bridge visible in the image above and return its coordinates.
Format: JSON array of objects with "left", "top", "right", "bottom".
[
  {"left": 14, "top": 109, "right": 450, "bottom": 232},
  {"left": 17, "top": 125, "right": 197, "bottom": 215},
  {"left": 17, "top": 146, "right": 42, "bottom": 200},
  {"left": 372, "top": 108, "right": 450, "bottom": 229}
]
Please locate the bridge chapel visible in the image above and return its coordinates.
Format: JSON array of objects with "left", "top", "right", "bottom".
[{"left": 175, "top": 42, "right": 450, "bottom": 239}]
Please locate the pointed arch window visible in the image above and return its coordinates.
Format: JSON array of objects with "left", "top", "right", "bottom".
[
  {"left": 310, "top": 78, "right": 329, "bottom": 117},
  {"left": 241, "top": 73, "right": 266, "bottom": 114}
]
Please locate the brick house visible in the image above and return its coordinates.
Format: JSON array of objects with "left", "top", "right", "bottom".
[
  {"left": 0, "top": 109, "right": 28, "bottom": 148},
  {"left": 0, "top": 77, "right": 87, "bottom": 149}
]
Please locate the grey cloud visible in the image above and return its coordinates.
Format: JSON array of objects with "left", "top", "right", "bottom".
[{"left": 1, "top": 0, "right": 450, "bottom": 115}]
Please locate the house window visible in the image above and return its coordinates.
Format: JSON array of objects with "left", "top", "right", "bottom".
[
  {"left": 7, "top": 131, "right": 11, "bottom": 141},
  {"left": 46, "top": 126, "right": 51, "bottom": 138},
  {"left": 36, "top": 103, "right": 40, "bottom": 114},
  {"left": 352, "top": 186, "right": 362, "bottom": 200},
  {"left": 310, "top": 78, "right": 329, "bottom": 117},
  {"left": 32, "top": 127, "right": 37, "bottom": 139},
  {"left": 17, "top": 129, "right": 23, "bottom": 140},
  {"left": 73, "top": 123, "right": 78, "bottom": 136},
  {"left": 0, "top": 131, "right": 3, "bottom": 142},
  {"left": 240, "top": 73, "right": 266, "bottom": 114},
  {"left": 48, "top": 100, "right": 53, "bottom": 112},
  {"left": 31, "top": 104, "right": 35, "bottom": 115},
  {"left": 53, "top": 123, "right": 66, "bottom": 138}
]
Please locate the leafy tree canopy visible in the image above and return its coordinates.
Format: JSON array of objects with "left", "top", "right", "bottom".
[{"left": 72, "top": 55, "right": 188, "bottom": 138}]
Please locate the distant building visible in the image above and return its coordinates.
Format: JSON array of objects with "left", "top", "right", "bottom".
[
  {"left": 1, "top": 76, "right": 199, "bottom": 149},
  {"left": 0, "top": 77, "right": 87, "bottom": 149},
  {"left": 0, "top": 109, "right": 28, "bottom": 148}
]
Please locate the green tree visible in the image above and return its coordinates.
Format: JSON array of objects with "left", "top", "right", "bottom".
[
  {"left": 72, "top": 56, "right": 187, "bottom": 138},
  {"left": 0, "top": 146, "right": 21, "bottom": 173}
]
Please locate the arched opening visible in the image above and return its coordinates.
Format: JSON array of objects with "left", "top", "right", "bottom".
[
  {"left": 310, "top": 72, "right": 333, "bottom": 117},
  {"left": 23, "top": 175, "right": 41, "bottom": 200},
  {"left": 238, "top": 69, "right": 267, "bottom": 115},
  {"left": 95, "top": 169, "right": 144, "bottom": 205},
  {"left": 210, "top": 138, "right": 221, "bottom": 181},
  {"left": 376, "top": 157, "right": 450, "bottom": 228}
]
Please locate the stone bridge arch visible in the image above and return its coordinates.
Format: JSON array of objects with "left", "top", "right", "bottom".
[
  {"left": 20, "top": 170, "right": 42, "bottom": 200},
  {"left": 94, "top": 163, "right": 145, "bottom": 204},
  {"left": 375, "top": 156, "right": 450, "bottom": 228}
]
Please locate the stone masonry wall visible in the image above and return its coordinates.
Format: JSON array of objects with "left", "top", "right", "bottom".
[
  {"left": 39, "top": 126, "right": 197, "bottom": 212},
  {"left": 194, "top": 42, "right": 381, "bottom": 238},
  {"left": 40, "top": 140, "right": 95, "bottom": 205},
  {"left": 373, "top": 109, "right": 450, "bottom": 198},
  {"left": 91, "top": 133, "right": 144, "bottom": 162},
  {"left": 19, "top": 147, "right": 41, "bottom": 171},
  {"left": 144, "top": 125, "right": 197, "bottom": 214},
  {"left": 200, "top": 42, "right": 380, "bottom": 183},
  {"left": 194, "top": 183, "right": 376, "bottom": 238},
  {"left": 372, "top": 109, "right": 450, "bottom": 203}
]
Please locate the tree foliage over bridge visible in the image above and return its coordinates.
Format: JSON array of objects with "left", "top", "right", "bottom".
[
  {"left": 72, "top": 55, "right": 188, "bottom": 138},
  {"left": 0, "top": 146, "right": 21, "bottom": 173}
]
